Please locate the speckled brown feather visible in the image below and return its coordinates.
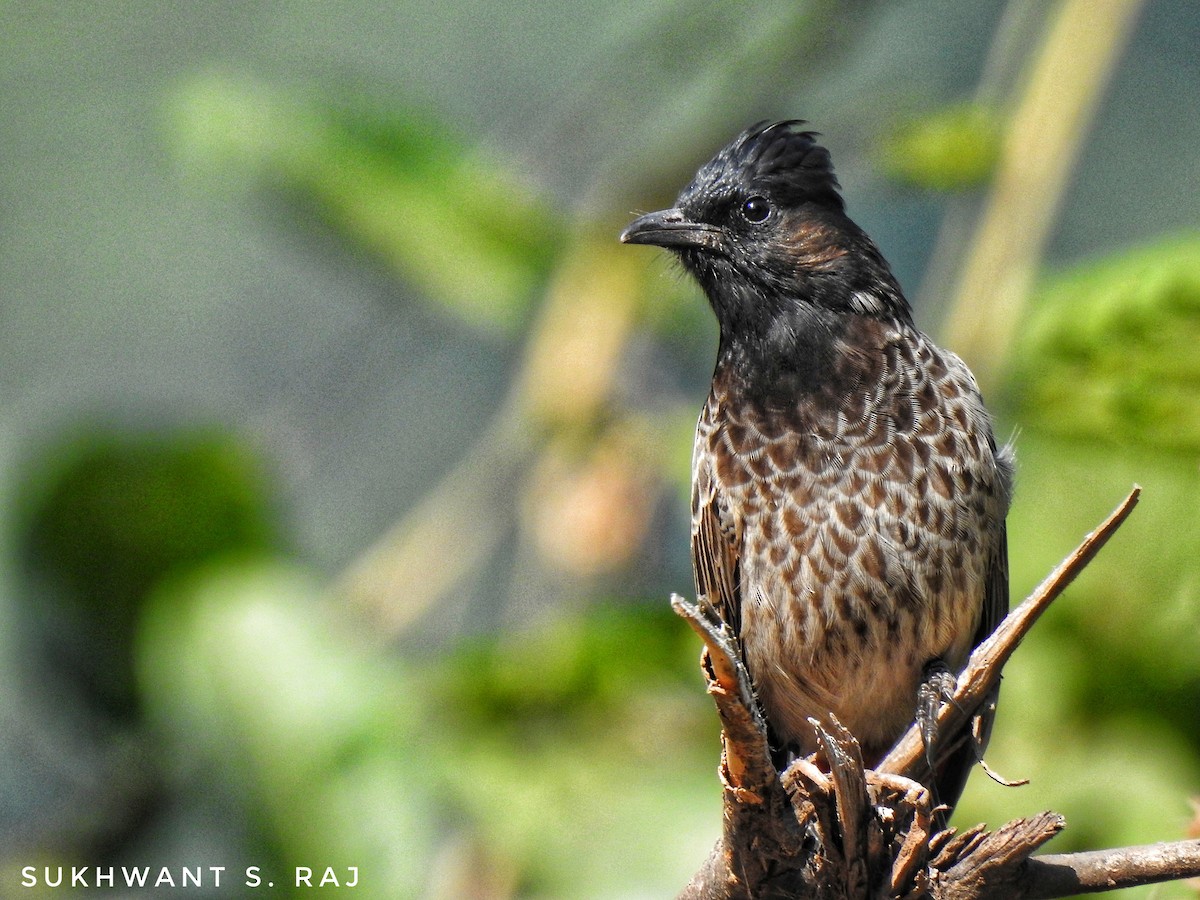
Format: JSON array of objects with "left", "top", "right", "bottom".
[{"left": 692, "top": 314, "right": 1010, "bottom": 764}]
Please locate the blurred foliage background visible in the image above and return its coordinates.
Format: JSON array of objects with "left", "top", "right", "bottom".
[{"left": 2, "top": 2, "right": 1199, "bottom": 898}]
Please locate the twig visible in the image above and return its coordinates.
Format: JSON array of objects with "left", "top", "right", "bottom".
[
  {"left": 671, "top": 595, "right": 777, "bottom": 798},
  {"left": 1020, "top": 840, "right": 1200, "bottom": 899},
  {"left": 935, "top": 813, "right": 1067, "bottom": 899},
  {"left": 673, "top": 595, "right": 806, "bottom": 900}
]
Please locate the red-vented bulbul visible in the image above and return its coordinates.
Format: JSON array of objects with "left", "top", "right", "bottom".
[{"left": 621, "top": 120, "right": 1012, "bottom": 811}]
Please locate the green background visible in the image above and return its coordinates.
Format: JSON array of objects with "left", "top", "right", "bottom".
[{"left": 2, "top": 2, "right": 1198, "bottom": 897}]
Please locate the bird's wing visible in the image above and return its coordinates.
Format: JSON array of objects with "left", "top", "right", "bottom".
[
  {"left": 933, "top": 518, "right": 1009, "bottom": 819},
  {"left": 979, "top": 433, "right": 1015, "bottom": 646},
  {"left": 691, "top": 475, "right": 742, "bottom": 635},
  {"left": 978, "top": 521, "right": 1009, "bottom": 644}
]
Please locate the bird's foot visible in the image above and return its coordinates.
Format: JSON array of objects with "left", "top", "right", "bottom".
[{"left": 916, "top": 658, "right": 959, "bottom": 759}]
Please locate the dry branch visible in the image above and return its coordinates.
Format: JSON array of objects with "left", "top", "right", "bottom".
[
  {"left": 675, "top": 487, "right": 1200, "bottom": 899},
  {"left": 1022, "top": 841, "right": 1200, "bottom": 899}
]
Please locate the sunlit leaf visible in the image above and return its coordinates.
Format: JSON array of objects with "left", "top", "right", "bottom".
[
  {"left": 167, "top": 72, "right": 563, "bottom": 332},
  {"left": 881, "top": 103, "right": 1002, "bottom": 191}
]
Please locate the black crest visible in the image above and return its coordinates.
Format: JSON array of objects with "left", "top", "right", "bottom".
[{"left": 682, "top": 120, "right": 844, "bottom": 212}]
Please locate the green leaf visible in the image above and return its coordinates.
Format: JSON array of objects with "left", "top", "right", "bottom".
[
  {"left": 17, "top": 426, "right": 281, "bottom": 607},
  {"left": 1009, "top": 234, "right": 1200, "bottom": 453},
  {"left": 167, "top": 72, "right": 563, "bottom": 332},
  {"left": 881, "top": 103, "right": 1002, "bottom": 191},
  {"left": 426, "top": 604, "right": 718, "bottom": 897},
  {"left": 138, "top": 561, "right": 436, "bottom": 896},
  {"left": 13, "top": 424, "right": 282, "bottom": 712}
]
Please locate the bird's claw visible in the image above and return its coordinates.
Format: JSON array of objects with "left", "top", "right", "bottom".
[{"left": 916, "top": 659, "right": 959, "bottom": 755}]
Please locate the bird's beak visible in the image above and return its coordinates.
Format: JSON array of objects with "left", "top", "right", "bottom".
[{"left": 619, "top": 208, "right": 723, "bottom": 251}]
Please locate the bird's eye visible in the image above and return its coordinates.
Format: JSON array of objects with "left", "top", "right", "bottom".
[{"left": 740, "top": 196, "right": 772, "bottom": 224}]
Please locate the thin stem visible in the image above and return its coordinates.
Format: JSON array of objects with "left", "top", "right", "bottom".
[{"left": 940, "top": 0, "right": 1145, "bottom": 392}]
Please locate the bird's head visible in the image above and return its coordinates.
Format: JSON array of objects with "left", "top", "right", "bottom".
[{"left": 621, "top": 121, "right": 909, "bottom": 340}]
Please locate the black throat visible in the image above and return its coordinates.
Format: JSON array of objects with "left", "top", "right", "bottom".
[
  {"left": 714, "top": 296, "right": 846, "bottom": 409},
  {"left": 711, "top": 293, "right": 910, "bottom": 426}
]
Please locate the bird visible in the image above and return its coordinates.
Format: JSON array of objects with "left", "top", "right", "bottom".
[{"left": 620, "top": 120, "right": 1012, "bottom": 811}]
